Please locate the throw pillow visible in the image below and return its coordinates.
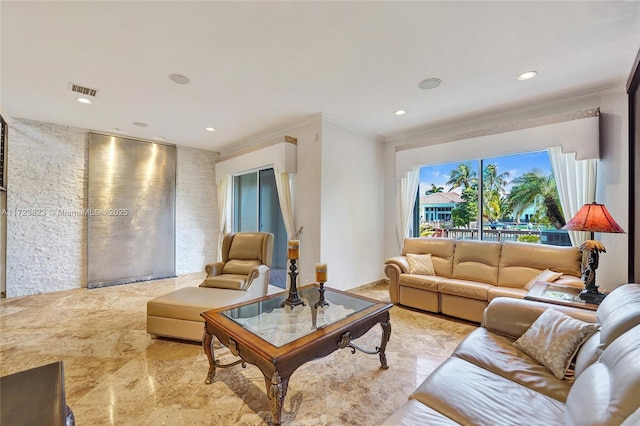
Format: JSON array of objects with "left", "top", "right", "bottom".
[
  {"left": 406, "top": 253, "right": 435, "bottom": 276},
  {"left": 513, "top": 308, "right": 600, "bottom": 379},
  {"left": 523, "top": 269, "right": 563, "bottom": 291}
]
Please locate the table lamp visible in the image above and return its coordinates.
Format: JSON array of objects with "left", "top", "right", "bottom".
[{"left": 562, "top": 202, "right": 625, "bottom": 304}]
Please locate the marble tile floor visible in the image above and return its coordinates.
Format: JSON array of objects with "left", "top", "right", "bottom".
[{"left": 0, "top": 273, "right": 477, "bottom": 425}]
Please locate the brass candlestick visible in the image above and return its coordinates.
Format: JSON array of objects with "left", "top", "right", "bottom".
[{"left": 282, "top": 259, "right": 305, "bottom": 308}]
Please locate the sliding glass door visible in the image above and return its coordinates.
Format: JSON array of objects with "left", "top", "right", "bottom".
[{"left": 233, "top": 168, "right": 287, "bottom": 287}]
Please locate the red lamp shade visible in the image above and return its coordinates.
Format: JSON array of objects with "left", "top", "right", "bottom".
[{"left": 562, "top": 202, "right": 625, "bottom": 233}]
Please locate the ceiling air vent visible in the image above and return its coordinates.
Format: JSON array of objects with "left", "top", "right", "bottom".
[{"left": 68, "top": 82, "right": 99, "bottom": 97}]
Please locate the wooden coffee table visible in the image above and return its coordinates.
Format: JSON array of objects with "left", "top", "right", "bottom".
[{"left": 200, "top": 284, "right": 392, "bottom": 425}]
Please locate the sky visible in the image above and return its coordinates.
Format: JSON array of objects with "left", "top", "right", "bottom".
[{"left": 419, "top": 150, "right": 552, "bottom": 195}]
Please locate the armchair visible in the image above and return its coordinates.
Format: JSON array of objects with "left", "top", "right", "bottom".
[
  {"left": 200, "top": 232, "right": 274, "bottom": 299},
  {"left": 146, "top": 232, "right": 274, "bottom": 341}
]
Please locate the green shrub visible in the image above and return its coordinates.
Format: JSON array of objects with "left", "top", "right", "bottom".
[{"left": 517, "top": 234, "right": 540, "bottom": 244}]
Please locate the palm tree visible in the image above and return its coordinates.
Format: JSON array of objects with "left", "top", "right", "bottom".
[
  {"left": 482, "top": 164, "right": 510, "bottom": 195},
  {"left": 482, "top": 164, "right": 511, "bottom": 221},
  {"left": 446, "top": 163, "right": 478, "bottom": 191},
  {"left": 508, "top": 169, "right": 565, "bottom": 229},
  {"left": 426, "top": 184, "right": 444, "bottom": 195}
]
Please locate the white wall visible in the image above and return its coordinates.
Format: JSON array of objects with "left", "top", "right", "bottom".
[
  {"left": 215, "top": 121, "right": 323, "bottom": 286},
  {"left": 320, "top": 120, "right": 385, "bottom": 290},
  {"left": 6, "top": 118, "right": 217, "bottom": 296},
  {"left": 214, "top": 117, "right": 386, "bottom": 291},
  {"left": 384, "top": 85, "right": 630, "bottom": 291}
]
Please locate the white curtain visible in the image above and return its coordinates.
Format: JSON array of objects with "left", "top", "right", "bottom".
[
  {"left": 397, "top": 166, "right": 421, "bottom": 249},
  {"left": 548, "top": 146, "right": 598, "bottom": 247},
  {"left": 216, "top": 174, "right": 232, "bottom": 261},
  {"left": 274, "top": 170, "right": 296, "bottom": 239}
]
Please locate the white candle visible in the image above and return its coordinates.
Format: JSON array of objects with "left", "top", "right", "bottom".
[
  {"left": 316, "top": 263, "right": 327, "bottom": 282},
  {"left": 288, "top": 240, "right": 300, "bottom": 259}
]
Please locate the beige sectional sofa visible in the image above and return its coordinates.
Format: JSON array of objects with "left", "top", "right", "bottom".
[
  {"left": 382, "top": 283, "right": 640, "bottom": 425},
  {"left": 385, "top": 238, "right": 583, "bottom": 322}
]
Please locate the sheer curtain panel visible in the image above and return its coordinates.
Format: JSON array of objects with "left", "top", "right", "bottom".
[
  {"left": 217, "top": 174, "right": 232, "bottom": 261},
  {"left": 274, "top": 170, "right": 296, "bottom": 239},
  {"left": 548, "top": 146, "right": 598, "bottom": 247},
  {"left": 397, "top": 166, "right": 420, "bottom": 249}
]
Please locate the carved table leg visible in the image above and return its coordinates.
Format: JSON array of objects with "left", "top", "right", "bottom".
[
  {"left": 203, "top": 329, "right": 217, "bottom": 385},
  {"left": 265, "top": 371, "right": 289, "bottom": 425},
  {"left": 379, "top": 319, "right": 392, "bottom": 369}
]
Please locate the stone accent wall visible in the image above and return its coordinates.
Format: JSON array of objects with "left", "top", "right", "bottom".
[
  {"left": 176, "top": 146, "right": 218, "bottom": 274},
  {"left": 6, "top": 118, "right": 87, "bottom": 297},
  {"left": 5, "top": 118, "right": 218, "bottom": 297}
]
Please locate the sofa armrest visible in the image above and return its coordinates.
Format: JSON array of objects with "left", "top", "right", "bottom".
[
  {"left": 385, "top": 256, "right": 409, "bottom": 304},
  {"left": 245, "top": 264, "right": 270, "bottom": 290},
  {"left": 482, "top": 297, "right": 598, "bottom": 339},
  {"left": 205, "top": 262, "right": 225, "bottom": 277},
  {"left": 385, "top": 256, "right": 410, "bottom": 274}
]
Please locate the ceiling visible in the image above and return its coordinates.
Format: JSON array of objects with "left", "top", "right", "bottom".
[{"left": 2, "top": 1, "right": 639, "bottom": 153}]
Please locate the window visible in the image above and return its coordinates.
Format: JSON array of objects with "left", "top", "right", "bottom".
[
  {"left": 233, "top": 168, "right": 287, "bottom": 287},
  {"left": 415, "top": 151, "right": 570, "bottom": 246}
]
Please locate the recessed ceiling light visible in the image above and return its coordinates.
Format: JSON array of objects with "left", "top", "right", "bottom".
[
  {"left": 169, "top": 74, "right": 190, "bottom": 84},
  {"left": 112, "top": 128, "right": 121, "bottom": 132},
  {"left": 394, "top": 110, "right": 406, "bottom": 116},
  {"left": 154, "top": 136, "right": 165, "bottom": 141},
  {"left": 517, "top": 71, "right": 538, "bottom": 81},
  {"left": 418, "top": 78, "right": 441, "bottom": 90},
  {"left": 76, "top": 97, "right": 92, "bottom": 104},
  {"left": 205, "top": 127, "right": 216, "bottom": 132},
  {"left": 133, "top": 122, "right": 148, "bottom": 127}
]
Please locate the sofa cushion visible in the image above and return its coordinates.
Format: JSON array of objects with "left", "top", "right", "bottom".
[
  {"left": 406, "top": 253, "right": 435, "bottom": 275},
  {"left": 227, "top": 232, "right": 266, "bottom": 261},
  {"left": 398, "top": 274, "right": 441, "bottom": 292},
  {"left": 514, "top": 308, "right": 600, "bottom": 379},
  {"left": 595, "top": 283, "right": 640, "bottom": 352},
  {"left": 453, "top": 328, "right": 574, "bottom": 402},
  {"left": 200, "top": 274, "right": 247, "bottom": 290},
  {"left": 222, "top": 259, "right": 261, "bottom": 275},
  {"left": 576, "top": 284, "right": 640, "bottom": 374},
  {"left": 438, "top": 279, "right": 493, "bottom": 301},
  {"left": 147, "top": 287, "right": 251, "bottom": 322},
  {"left": 487, "top": 286, "right": 527, "bottom": 302},
  {"left": 565, "top": 326, "right": 640, "bottom": 426},
  {"left": 498, "top": 241, "right": 581, "bottom": 288},
  {"left": 402, "top": 237, "right": 455, "bottom": 278},
  {"left": 380, "top": 400, "right": 460, "bottom": 426},
  {"left": 523, "top": 269, "right": 563, "bottom": 291},
  {"left": 411, "top": 357, "right": 565, "bottom": 426},
  {"left": 452, "top": 240, "right": 501, "bottom": 285}
]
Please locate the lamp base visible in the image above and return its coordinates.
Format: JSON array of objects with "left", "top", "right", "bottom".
[{"left": 578, "top": 288, "right": 606, "bottom": 305}]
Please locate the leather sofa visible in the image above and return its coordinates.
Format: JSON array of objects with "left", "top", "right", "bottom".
[
  {"left": 382, "top": 283, "right": 640, "bottom": 426},
  {"left": 385, "top": 238, "right": 583, "bottom": 322},
  {"left": 146, "top": 232, "right": 273, "bottom": 342}
]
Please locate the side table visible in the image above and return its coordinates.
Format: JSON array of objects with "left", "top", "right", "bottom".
[{"left": 525, "top": 281, "right": 599, "bottom": 311}]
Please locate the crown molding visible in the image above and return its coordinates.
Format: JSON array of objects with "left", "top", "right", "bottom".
[
  {"left": 320, "top": 112, "right": 386, "bottom": 142},
  {"left": 215, "top": 135, "right": 297, "bottom": 164},
  {"left": 395, "top": 107, "right": 600, "bottom": 153},
  {"left": 217, "top": 114, "right": 321, "bottom": 157},
  {"left": 387, "top": 79, "right": 625, "bottom": 145}
]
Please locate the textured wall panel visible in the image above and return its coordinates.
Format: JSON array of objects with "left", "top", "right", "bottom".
[
  {"left": 176, "top": 146, "right": 218, "bottom": 274},
  {"left": 6, "top": 118, "right": 87, "bottom": 297},
  {"left": 88, "top": 134, "right": 176, "bottom": 288}
]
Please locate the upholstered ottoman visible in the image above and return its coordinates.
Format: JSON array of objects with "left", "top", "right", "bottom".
[{"left": 147, "top": 287, "right": 260, "bottom": 342}]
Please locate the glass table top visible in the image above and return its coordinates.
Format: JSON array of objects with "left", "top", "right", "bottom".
[{"left": 221, "top": 286, "right": 376, "bottom": 347}]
